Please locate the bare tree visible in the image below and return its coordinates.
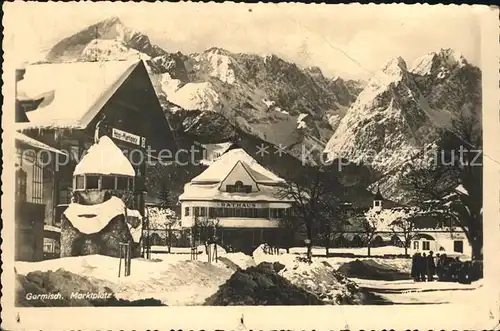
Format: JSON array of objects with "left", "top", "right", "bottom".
[
  {"left": 147, "top": 207, "right": 179, "bottom": 253},
  {"left": 387, "top": 207, "right": 419, "bottom": 256},
  {"left": 276, "top": 165, "right": 344, "bottom": 261},
  {"left": 193, "top": 216, "right": 220, "bottom": 263},
  {"left": 362, "top": 208, "right": 384, "bottom": 257},
  {"left": 278, "top": 213, "right": 303, "bottom": 254}
]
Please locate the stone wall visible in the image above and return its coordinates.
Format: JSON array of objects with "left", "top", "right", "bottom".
[{"left": 60, "top": 215, "right": 140, "bottom": 258}]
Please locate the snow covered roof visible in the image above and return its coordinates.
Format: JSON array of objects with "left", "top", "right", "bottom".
[
  {"left": 191, "top": 148, "right": 284, "bottom": 184},
  {"left": 15, "top": 131, "right": 67, "bottom": 155},
  {"left": 63, "top": 196, "right": 126, "bottom": 234},
  {"left": 16, "top": 60, "right": 140, "bottom": 128},
  {"left": 455, "top": 184, "right": 468, "bottom": 196},
  {"left": 74, "top": 136, "right": 135, "bottom": 177}
]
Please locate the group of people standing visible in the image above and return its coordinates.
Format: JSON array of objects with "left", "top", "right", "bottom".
[{"left": 411, "top": 251, "right": 472, "bottom": 284}]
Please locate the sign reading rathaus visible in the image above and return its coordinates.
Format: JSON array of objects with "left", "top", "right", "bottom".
[{"left": 217, "top": 202, "right": 258, "bottom": 208}]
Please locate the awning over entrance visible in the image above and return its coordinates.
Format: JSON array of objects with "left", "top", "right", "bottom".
[{"left": 182, "top": 217, "right": 279, "bottom": 228}]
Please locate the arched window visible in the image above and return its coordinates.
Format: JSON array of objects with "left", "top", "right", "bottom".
[
  {"left": 351, "top": 235, "right": 363, "bottom": 247},
  {"left": 371, "top": 235, "right": 385, "bottom": 247}
]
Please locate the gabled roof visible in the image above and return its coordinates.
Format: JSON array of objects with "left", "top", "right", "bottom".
[
  {"left": 74, "top": 136, "right": 135, "bottom": 177},
  {"left": 191, "top": 148, "right": 284, "bottom": 184},
  {"left": 16, "top": 60, "right": 140, "bottom": 129}
]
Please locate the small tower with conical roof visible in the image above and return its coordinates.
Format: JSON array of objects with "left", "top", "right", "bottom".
[
  {"left": 60, "top": 135, "right": 142, "bottom": 258},
  {"left": 72, "top": 135, "right": 135, "bottom": 206}
]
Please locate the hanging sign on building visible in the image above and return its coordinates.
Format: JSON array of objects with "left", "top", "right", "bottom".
[{"left": 112, "top": 128, "right": 141, "bottom": 146}]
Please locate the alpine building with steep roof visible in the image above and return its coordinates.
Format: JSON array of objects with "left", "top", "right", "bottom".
[{"left": 179, "top": 147, "right": 294, "bottom": 253}]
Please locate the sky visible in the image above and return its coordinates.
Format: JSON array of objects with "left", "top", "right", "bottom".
[{"left": 4, "top": 2, "right": 484, "bottom": 80}]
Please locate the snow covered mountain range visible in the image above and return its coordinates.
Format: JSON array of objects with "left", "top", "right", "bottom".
[
  {"left": 324, "top": 49, "right": 481, "bottom": 200},
  {"left": 39, "top": 17, "right": 481, "bottom": 201},
  {"left": 44, "top": 17, "right": 363, "bottom": 160}
]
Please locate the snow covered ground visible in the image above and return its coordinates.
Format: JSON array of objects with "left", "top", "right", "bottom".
[
  {"left": 353, "top": 278, "right": 484, "bottom": 305},
  {"left": 251, "top": 244, "right": 483, "bottom": 305},
  {"left": 15, "top": 245, "right": 481, "bottom": 306},
  {"left": 16, "top": 254, "right": 233, "bottom": 306}
]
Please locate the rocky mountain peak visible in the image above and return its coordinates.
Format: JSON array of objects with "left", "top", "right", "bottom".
[
  {"left": 97, "top": 16, "right": 123, "bottom": 29},
  {"left": 47, "top": 16, "right": 167, "bottom": 62},
  {"left": 410, "top": 48, "right": 468, "bottom": 77},
  {"left": 381, "top": 56, "right": 408, "bottom": 78},
  {"left": 203, "top": 47, "right": 232, "bottom": 56},
  {"left": 305, "top": 66, "right": 325, "bottom": 78}
]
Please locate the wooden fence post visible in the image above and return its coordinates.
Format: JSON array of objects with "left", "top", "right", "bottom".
[
  {"left": 127, "top": 242, "right": 131, "bottom": 276},
  {"left": 118, "top": 243, "right": 123, "bottom": 278}
]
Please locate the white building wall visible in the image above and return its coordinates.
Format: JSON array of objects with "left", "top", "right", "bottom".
[{"left": 409, "top": 230, "right": 472, "bottom": 258}]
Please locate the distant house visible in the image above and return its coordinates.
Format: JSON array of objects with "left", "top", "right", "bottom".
[
  {"left": 15, "top": 60, "right": 177, "bottom": 232},
  {"left": 339, "top": 189, "right": 472, "bottom": 257},
  {"left": 198, "top": 142, "right": 234, "bottom": 165},
  {"left": 409, "top": 217, "right": 471, "bottom": 257},
  {"left": 15, "top": 132, "right": 67, "bottom": 261}
]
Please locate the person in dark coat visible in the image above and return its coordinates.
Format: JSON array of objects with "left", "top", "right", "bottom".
[
  {"left": 458, "top": 261, "right": 472, "bottom": 284},
  {"left": 411, "top": 252, "right": 420, "bottom": 281},
  {"left": 451, "top": 257, "right": 462, "bottom": 282},
  {"left": 420, "top": 253, "right": 427, "bottom": 281},
  {"left": 436, "top": 254, "right": 445, "bottom": 281},
  {"left": 426, "top": 251, "right": 436, "bottom": 281},
  {"left": 442, "top": 254, "right": 452, "bottom": 281}
]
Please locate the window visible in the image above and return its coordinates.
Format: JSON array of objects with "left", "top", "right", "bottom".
[
  {"left": 16, "top": 168, "right": 27, "bottom": 202},
  {"left": 413, "top": 241, "right": 419, "bottom": 250},
  {"left": 101, "top": 176, "right": 116, "bottom": 189},
  {"left": 75, "top": 175, "right": 85, "bottom": 190},
  {"left": 374, "top": 200, "right": 382, "bottom": 207},
  {"left": 86, "top": 176, "right": 99, "bottom": 189},
  {"left": 32, "top": 162, "right": 43, "bottom": 203},
  {"left": 453, "top": 240, "right": 464, "bottom": 253},
  {"left": 185, "top": 207, "right": 190, "bottom": 216},
  {"left": 270, "top": 208, "right": 286, "bottom": 219},
  {"left": 117, "top": 177, "right": 128, "bottom": 190},
  {"left": 128, "top": 178, "right": 134, "bottom": 191},
  {"left": 200, "top": 207, "right": 206, "bottom": 217},
  {"left": 43, "top": 238, "right": 60, "bottom": 254},
  {"left": 226, "top": 180, "right": 252, "bottom": 193},
  {"left": 194, "top": 207, "right": 200, "bottom": 217},
  {"left": 422, "top": 241, "right": 430, "bottom": 251}
]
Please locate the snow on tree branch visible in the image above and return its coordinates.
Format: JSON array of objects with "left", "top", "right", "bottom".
[{"left": 147, "top": 207, "right": 179, "bottom": 229}]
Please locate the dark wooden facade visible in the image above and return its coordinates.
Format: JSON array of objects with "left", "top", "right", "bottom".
[{"left": 18, "top": 61, "right": 177, "bottom": 225}]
